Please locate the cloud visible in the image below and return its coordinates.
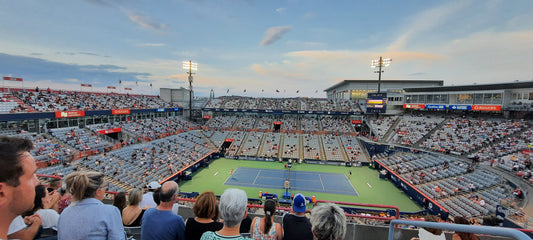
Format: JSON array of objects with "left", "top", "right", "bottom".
[
  {"left": 388, "top": 1, "right": 470, "bottom": 51},
  {"left": 275, "top": 8, "right": 285, "bottom": 14},
  {"left": 259, "top": 26, "right": 292, "bottom": 46},
  {"left": 30, "top": 53, "right": 43, "bottom": 56},
  {"left": 126, "top": 11, "right": 169, "bottom": 31},
  {"left": 0, "top": 53, "right": 149, "bottom": 87},
  {"left": 137, "top": 43, "right": 166, "bottom": 47},
  {"left": 65, "top": 78, "right": 80, "bottom": 83}
]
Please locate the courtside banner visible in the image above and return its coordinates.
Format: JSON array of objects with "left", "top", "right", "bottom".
[
  {"left": 112, "top": 109, "right": 131, "bottom": 115},
  {"left": 403, "top": 104, "right": 425, "bottom": 109},
  {"left": 352, "top": 120, "right": 362, "bottom": 124},
  {"left": 3, "top": 77, "right": 23, "bottom": 82},
  {"left": 55, "top": 111, "right": 85, "bottom": 118},
  {"left": 97, "top": 128, "right": 122, "bottom": 135}
]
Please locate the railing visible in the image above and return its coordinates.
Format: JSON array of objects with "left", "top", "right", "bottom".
[{"left": 388, "top": 219, "right": 531, "bottom": 240}]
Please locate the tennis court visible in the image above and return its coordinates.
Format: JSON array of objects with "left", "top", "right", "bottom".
[{"left": 224, "top": 167, "right": 358, "bottom": 196}]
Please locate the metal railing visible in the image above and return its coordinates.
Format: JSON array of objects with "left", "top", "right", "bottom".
[{"left": 388, "top": 219, "right": 531, "bottom": 240}]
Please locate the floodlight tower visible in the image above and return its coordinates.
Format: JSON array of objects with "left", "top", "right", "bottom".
[
  {"left": 182, "top": 60, "right": 198, "bottom": 120},
  {"left": 371, "top": 57, "right": 392, "bottom": 93}
]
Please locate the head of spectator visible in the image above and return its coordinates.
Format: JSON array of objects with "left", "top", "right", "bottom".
[
  {"left": 201, "top": 188, "right": 247, "bottom": 239},
  {"left": 453, "top": 216, "right": 479, "bottom": 240},
  {"left": 113, "top": 191, "right": 127, "bottom": 213},
  {"left": 146, "top": 181, "right": 161, "bottom": 192},
  {"left": 64, "top": 171, "right": 107, "bottom": 201},
  {"left": 24, "top": 185, "right": 50, "bottom": 216},
  {"left": 416, "top": 214, "right": 444, "bottom": 238},
  {"left": 310, "top": 203, "right": 346, "bottom": 240},
  {"left": 47, "top": 178, "right": 62, "bottom": 192},
  {"left": 127, "top": 189, "right": 142, "bottom": 207},
  {"left": 193, "top": 191, "right": 219, "bottom": 221},
  {"left": 158, "top": 181, "right": 178, "bottom": 209},
  {"left": 292, "top": 193, "right": 307, "bottom": 215},
  {"left": 0, "top": 136, "right": 38, "bottom": 239},
  {"left": 153, "top": 187, "right": 162, "bottom": 205}
]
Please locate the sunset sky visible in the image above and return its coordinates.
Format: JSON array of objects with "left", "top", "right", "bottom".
[{"left": 1, "top": 0, "right": 532, "bottom": 97}]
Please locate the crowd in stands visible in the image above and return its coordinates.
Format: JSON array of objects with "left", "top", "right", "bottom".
[
  {"left": 389, "top": 115, "right": 445, "bottom": 146},
  {"left": 368, "top": 115, "right": 398, "bottom": 140},
  {"left": 11, "top": 89, "right": 177, "bottom": 112},
  {"left": 203, "top": 96, "right": 362, "bottom": 112}
]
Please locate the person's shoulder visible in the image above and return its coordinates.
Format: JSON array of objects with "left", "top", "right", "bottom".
[{"left": 200, "top": 231, "right": 215, "bottom": 240}]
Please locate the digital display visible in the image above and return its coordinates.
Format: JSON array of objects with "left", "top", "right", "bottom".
[{"left": 366, "top": 93, "right": 387, "bottom": 113}]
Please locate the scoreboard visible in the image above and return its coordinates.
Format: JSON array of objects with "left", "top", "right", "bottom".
[{"left": 366, "top": 93, "right": 387, "bottom": 113}]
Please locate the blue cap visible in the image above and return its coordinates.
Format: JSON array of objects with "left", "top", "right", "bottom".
[{"left": 293, "top": 193, "right": 306, "bottom": 213}]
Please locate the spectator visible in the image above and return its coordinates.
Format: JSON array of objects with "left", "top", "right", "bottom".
[
  {"left": 0, "top": 136, "right": 40, "bottom": 239},
  {"left": 185, "top": 191, "right": 223, "bottom": 240},
  {"left": 113, "top": 191, "right": 127, "bottom": 215},
  {"left": 122, "top": 189, "right": 148, "bottom": 227},
  {"left": 452, "top": 216, "right": 480, "bottom": 240},
  {"left": 140, "top": 181, "right": 161, "bottom": 209},
  {"left": 58, "top": 171, "right": 125, "bottom": 240},
  {"left": 283, "top": 193, "right": 313, "bottom": 240},
  {"left": 410, "top": 215, "right": 445, "bottom": 240},
  {"left": 250, "top": 199, "right": 283, "bottom": 240},
  {"left": 309, "top": 202, "right": 346, "bottom": 240},
  {"left": 47, "top": 178, "right": 62, "bottom": 212},
  {"left": 57, "top": 187, "right": 72, "bottom": 214},
  {"left": 200, "top": 188, "right": 249, "bottom": 240},
  {"left": 24, "top": 184, "right": 60, "bottom": 238},
  {"left": 141, "top": 181, "right": 185, "bottom": 240}
]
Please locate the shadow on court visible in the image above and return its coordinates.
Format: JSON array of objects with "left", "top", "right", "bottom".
[{"left": 224, "top": 167, "right": 358, "bottom": 196}]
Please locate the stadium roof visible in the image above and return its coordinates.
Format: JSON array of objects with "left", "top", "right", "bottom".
[
  {"left": 404, "top": 81, "right": 533, "bottom": 92},
  {"left": 324, "top": 80, "right": 444, "bottom": 91}
]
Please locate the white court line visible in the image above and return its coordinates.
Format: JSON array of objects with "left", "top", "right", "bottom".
[
  {"left": 367, "top": 182, "right": 373, "bottom": 188},
  {"left": 253, "top": 170, "right": 261, "bottom": 184},
  {"left": 319, "top": 174, "right": 325, "bottom": 191},
  {"left": 214, "top": 171, "right": 219, "bottom": 176}
]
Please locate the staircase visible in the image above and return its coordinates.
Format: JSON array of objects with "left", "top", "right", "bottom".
[{"left": 413, "top": 118, "right": 449, "bottom": 147}]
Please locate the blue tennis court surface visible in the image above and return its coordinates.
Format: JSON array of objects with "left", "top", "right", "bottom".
[{"left": 224, "top": 167, "right": 358, "bottom": 196}]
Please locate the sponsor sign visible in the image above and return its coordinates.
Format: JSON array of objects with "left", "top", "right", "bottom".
[
  {"left": 156, "top": 108, "right": 165, "bottom": 112},
  {"left": 224, "top": 138, "right": 234, "bottom": 142},
  {"left": 55, "top": 111, "right": 85, "bottom": 118},
  {"left": 449, "top": 105, "right": 471, "bottom": 110},
  {"left": 472, "top": 105, "right": 501, "bottom": 111},
  {"left": 352, "top": 120, "right": 362, "bottom": 124},
  {"left": 202, "top": 115, "right": 211, "bottom": 119},
  {"left": 403, "top": 104, "right": 425, "bottom": 109},
  {"left": 111, "top": 109, "right": 130, "bottom": 115},
  {"left": 3, "top": 77, "right": 23, "bottom": 82},
  {"left": 273, "top": 121, "right": 282, "bottom": 125},
  {"left": 81, "top": 83, "right": 92, "bottom": 87},
  {"left": 97, "top": 128, "right": 122, "bottom": 135},
  {"left": 426, "top": 104, "right": 446, "bottom": 110},
  {"left": 173, "top": 108, "right": 180, "bottom": 111}
]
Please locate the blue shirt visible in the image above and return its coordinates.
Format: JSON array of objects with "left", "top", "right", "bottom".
[
  {"left": 58, "top": 198, "right": 125, "bottom": 240},
  {"left": 141, "top": 208, "right": 185, "bottom": 240}
]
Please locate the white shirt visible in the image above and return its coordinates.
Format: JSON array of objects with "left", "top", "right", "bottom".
[
  {"left": 418, "top": 227, "right": 446, "bottom": 240},
  {"left": 139, "top": 192, "right": 157, "bottom": 209},
  {"left": 8, "top": 216, "right": 25, "bottom": 235},
  {"left": 36, "top": 209, "right": 60, "bottom": 230}
]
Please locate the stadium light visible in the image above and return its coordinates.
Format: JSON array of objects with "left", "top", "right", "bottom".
[
  {"left": 371, "top": 56, "right": 392, "bottom": 93},
  {"left": 182, "top": 60, "right": 198, "bottom": 120}
]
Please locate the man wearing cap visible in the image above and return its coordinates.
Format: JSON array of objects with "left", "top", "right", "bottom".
[
  {"left": 282, "top": 193, "right": 313, "bottom": 240},
  {"left": 140, "top": 181, "right": 161, "bottom": 209}
]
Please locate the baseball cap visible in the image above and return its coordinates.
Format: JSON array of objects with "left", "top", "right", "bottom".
[
  {"left": 292, "top": 193, "right": 306, "bottom": 213},
  {"left": 147, "top": 181, "right": 161, "bottom": 190}
]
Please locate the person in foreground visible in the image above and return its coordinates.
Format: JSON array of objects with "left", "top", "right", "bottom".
[
  {"left": 57, "top": 171, "right": 125, "bottom": 240},
  {"left": 24, "top": 184, "right": 60, "bottom": 238},
  {"left": 201, "top": 188, "right": 250, "bottom": 240},
  {"left": 141, "top": 181, "right": 185, "bottom": 240},
  {"left": 0, "top": 136, "right": 41, "bottom": 240},
  {"left": 309, "top": 202, "right": 346, "bottom": 240},
  {"left": 410, "top": 215, "right": 445, "bottom": 240},
  {"left": 283, "top": 193, "right": 313, "bottom": 240},
  {"left": 250, "top": 199, "right": 283, "bottom": 240},
  {"left": 452, "top": 216, "right": 480, "bottom": 240},
  {"left": 122, "top": 189, "right": 148, "bottom": 227},
  {"left": 185, "top": 191, "right": 223, "bottom": 240}
]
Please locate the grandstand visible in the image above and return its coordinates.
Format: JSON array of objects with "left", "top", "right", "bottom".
[{"left": 2, "top": 87, "right": 533, "bottom": 239}]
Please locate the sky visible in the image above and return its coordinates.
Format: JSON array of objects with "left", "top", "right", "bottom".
[{"left": 1, "top": 0, "right": 533, "bottom": 98}]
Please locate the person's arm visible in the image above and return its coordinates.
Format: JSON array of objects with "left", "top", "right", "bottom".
[
  {"left": 249, "top": 217, "right": 257, "bottom": 235},
  {"left": 8, "top": 215, "right": 42, "bottom": 240},
  {"left": 275, "top": 223, "right": 283, "bottom": 240},
  {"left": 107, "top": 207, "right": 126, "bottom": 240}
]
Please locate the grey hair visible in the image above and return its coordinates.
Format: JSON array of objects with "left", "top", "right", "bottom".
[
  {"left": 310, "top": 203, "right": 347, "bottom": 240},
  {"left": 219, "top": 188, "right": 248, "bottom": 228}
]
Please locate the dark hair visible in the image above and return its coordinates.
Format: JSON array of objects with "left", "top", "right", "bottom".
[
  {"left": 263, "top": 199, "right": 277, "bottom": 234},
  {"left": 153, "top": 187, "right": 161, "bottom": 205},
  {"left": 422, "top": 215, "right": 442, "bottom": 235},
  {"left": 0, "top": 136, "right": 33, "bottom": 186},
  {"left": 49, "top": 178, "right": 62, "bottom": 189},
  {"left": 113, "top": 191, "right": 127, "bottom": 212},
  {"left": 193, "top": 191, "right": 219, "bottom": 220},
  {"left": 24, "top": 185, "right": 47, "bottom": 217},
  {"left": 159, "top": 185, "right": 177, "bottom": 202},
  {"left": 454, "top": 216, "right": 479, "bottom": 240}
]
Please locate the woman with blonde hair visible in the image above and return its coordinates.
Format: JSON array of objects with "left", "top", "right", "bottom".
[
  {"left": 57, "top": 171, "right": 125, "bottom": 240},
  {"left": 122, "top": 189, "right": 148, "bottom": 227},
  {"left": 250, "top": 199, "right": 283, "bottom": 240}
]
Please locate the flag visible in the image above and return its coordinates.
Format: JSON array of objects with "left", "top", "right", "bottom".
[
  {"left": 150, "top": 83, "right": 152, "bottom": 87},
  {"left": 119, "top": 80, "right": 122, "bottom": 84},
  {"left": 276, "top": 89, "right": 279, "bottom": 93},
  {"left": 296, "top": 90, "right": 299, "bottom": 93},
  {"left": 125, "top": 87, "right": 132, "bottom": 90},
  {"left": 81, "top": 84, "right": 92, "bottom": 87},
  {"left": 136, "top": 81, "right": 138, "bottom": 86},
  {"left": 227, "top": 89, "right": 230, "bottom": 93},
  {"left": 244, "top": 89, "right": 246, "bottom": 92},
  {"left": 107, "top": 86, "right": 116, "bottom": 89}
]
